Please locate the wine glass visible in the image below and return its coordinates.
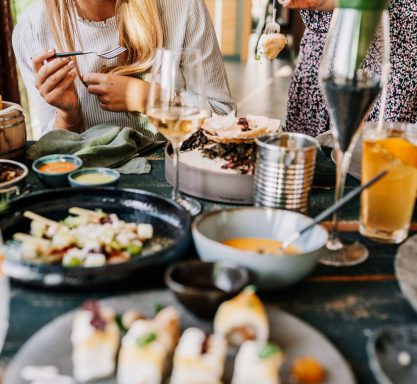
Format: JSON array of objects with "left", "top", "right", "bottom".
[
  {"left": 147, "top": 48, "right": 208, "bottom": 216},
  {"left": 318, "top": 7, "right": 390, "bottom": 266},
  {"left": 0, "top": 229, "right": 9, "bottom": 354}
]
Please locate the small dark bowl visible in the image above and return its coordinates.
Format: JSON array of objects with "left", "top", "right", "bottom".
[
  {"left": 0, "top": 160, "right": 28, "bottom": 192},
  {"left": 165, "top": 260, "right": 249, "bottom": 319},
  {"left": 68, "top": 168, "right": 120, "bottom": 188},
  {"left": 33, "top": 154, "right": 83, "bottom": 188}
]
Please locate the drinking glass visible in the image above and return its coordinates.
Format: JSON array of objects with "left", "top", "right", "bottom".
[
  {"left": 360, "top": 123, "right": 417, "bottom": 244},
  {"left": 0, "top": 229, "right": 9, "bottom": 354},
  {"left": 318, "top": 8, "right": 390, "bottom": 266},
  {"left": 147, "top": 48, "right": 208, "bottom": 216}
]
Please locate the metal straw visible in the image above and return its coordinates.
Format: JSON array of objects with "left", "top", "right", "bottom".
[{"left": 281, "top": 170, "right": 389, "bottom": 251}]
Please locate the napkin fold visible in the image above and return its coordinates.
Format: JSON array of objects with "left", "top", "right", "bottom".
[{"left": 28, "top": 124, "right": 154, "bottom": 173}]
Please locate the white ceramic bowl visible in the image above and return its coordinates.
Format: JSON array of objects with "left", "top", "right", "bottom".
[{"left": 192, "top": 208, "right": 328, "bottom": 291}]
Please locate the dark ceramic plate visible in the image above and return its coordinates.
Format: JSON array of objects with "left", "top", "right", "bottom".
[
  {"left": 368, "top": 325, "right": 417, "bottom": 384},
  {"left": 0, "top": 188, "right": 191, "bottom": 288},
  {"left": 5, "top": 290, "right": 355, "bottom": 384}
]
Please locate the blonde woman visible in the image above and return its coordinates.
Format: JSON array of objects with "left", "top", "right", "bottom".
[{"left": 12, "top": 0, "right": 236, "bottom": 138}]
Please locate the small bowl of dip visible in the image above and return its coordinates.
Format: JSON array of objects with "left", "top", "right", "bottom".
[
  {"left": 68, "top": 167, "right": 120, "bottom": 188},
  {"left": 32, "top": 154, "right": 83, "bottom": 188}
]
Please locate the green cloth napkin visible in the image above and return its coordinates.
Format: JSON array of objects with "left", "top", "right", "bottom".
[
  {"left": 115, "top": 157, "right": 151, "bottom": 175},
  {"left": 28, "top": 124, "right": 154, "bottom": 171}
]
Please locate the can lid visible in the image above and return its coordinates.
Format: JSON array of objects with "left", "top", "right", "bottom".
[{"left": 338, "top": 0, "right": 389, "bottom": 11}]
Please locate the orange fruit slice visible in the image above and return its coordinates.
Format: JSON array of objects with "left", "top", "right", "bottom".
[{"left": 379, "top": 137, "right": 417, "bottom": 168}]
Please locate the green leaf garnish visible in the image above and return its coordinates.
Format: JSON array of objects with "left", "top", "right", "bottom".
[
  {"left": 258, "top": 343, "right": 281, "bottom": 359},
  {"left": 246, "top": 284, "right": 257, "bottom": 293},
  {"left": 255, "top": 54, "right": 261, "bottom": 61},
  {"left": 154, "top": 302, "right": 165, "bottom": 315},
  {"left": 115, "top": 314, "right": 128, "bottom": 334},
  {"left": 136, "top": 332, "right": 157, "bottom": 347}
]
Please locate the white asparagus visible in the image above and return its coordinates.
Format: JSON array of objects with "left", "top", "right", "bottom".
[
  {"left": 23, "top": 211, "right": 59, "bottom": 226},
  {"left": 13, "top": 233, "right": 50, "bottom": 247},
  {"left": 68, "top": 207, "right": 106, "bottom": 219}
]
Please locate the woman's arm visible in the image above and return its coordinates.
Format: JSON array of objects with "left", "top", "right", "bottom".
[
  {"left": 183, "top": 0, "right": 237, "bottom": 115},
  {"left": 12, "top": 16, "right": 83, "bottom": 134},
  {"left": 278, "top": 0, "right": 335, "bottom": 11}
]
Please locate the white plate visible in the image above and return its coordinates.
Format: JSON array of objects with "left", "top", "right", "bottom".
[
  {"left": 5, "top": 290, "right": 355, "bottom": 384},
  {"left": 395, "top": 235, "right": 417, "bottom": 313}
]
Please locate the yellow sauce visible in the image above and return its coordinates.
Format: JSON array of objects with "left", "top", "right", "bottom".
[
  {"left": 74, "top": 173, "right": 115, "bottom": 185},
  {"left": 223, "top": 238, "right": 299, "bottom": 256},
  {"left": 38, "top": 161, "right": 77, "bottom": 174}
]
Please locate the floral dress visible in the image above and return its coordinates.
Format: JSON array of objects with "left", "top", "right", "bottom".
[{"left": 285, "top": 0, "right": 417, "bottom": 136}]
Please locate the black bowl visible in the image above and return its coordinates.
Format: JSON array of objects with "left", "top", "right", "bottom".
[
  {"left": 165, "top": 260, "right": 249, "bottom": 319},
  {"left": 1, "top": 188, "right": 191, "bottom": 288}
]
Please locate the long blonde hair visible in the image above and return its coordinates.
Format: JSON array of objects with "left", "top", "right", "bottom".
[{"left": 44, "top": 0, "right": 163, "bottom": 76}]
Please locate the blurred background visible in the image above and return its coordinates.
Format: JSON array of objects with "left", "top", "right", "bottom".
[{"left": 0, "top": 0, "right": 305, "bottom": 139}]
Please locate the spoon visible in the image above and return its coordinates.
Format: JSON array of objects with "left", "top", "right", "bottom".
[{"left": 281, "top": 170, "right": 388, "bottom": 251}]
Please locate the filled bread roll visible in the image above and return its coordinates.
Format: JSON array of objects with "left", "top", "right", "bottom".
[
  {"left": 231, "top": 340, "right": 283, "bottom": 384},
  {"left": 117, "top": 306, "right": 180, "bottom": 384},
  {"left": 171, "top": 328, "right": 227, "bottom": 384},
  {"left": 257, "top": 33, "right": 287, "bottom": 61},
  {"left": 117, "top": 320, "right": 168, "bottom": 384},
  {"left": 214, "top": 287, "right": 269, "bottom": 346},
  {"left": 71, "top": 302, "right": 120, "bottom": 383}
]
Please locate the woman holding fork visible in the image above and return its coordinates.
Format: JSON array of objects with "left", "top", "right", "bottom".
[{"left": 12, "top": 0, "right": 236, "bottom": 137}]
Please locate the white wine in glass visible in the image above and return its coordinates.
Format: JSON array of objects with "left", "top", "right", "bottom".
[{"left": 147, "top": 48, "right": 208, "bottom": 215}]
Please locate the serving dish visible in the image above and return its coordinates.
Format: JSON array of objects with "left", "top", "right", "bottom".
[
  {"left": 165, "top": 145, "right": 254, "bottom": 204},
  {"left": 0, "top": 188, "right": 191, "bottom": 288},
  {"left": 164, "top": 261, "right": 249, "bottom": 318},
  {"left": 32, "top": 154, "right": 83, "bottom": 188},
  {"left": 4, "top": 290, "right": 356, "bottom": 384},
  {"left": 192, "top": 208, "right": 328, "bottom": 290}
]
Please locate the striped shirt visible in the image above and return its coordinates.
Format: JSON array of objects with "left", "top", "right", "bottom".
[{"left": 12, "top": 0, "right": 236, "bottom": 138}]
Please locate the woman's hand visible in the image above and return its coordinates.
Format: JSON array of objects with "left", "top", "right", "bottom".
[
  {"left": 32, "top": 49, "right": 82, "bottom": 131},
  {"left": 83, "top": 73, "right": 150, "bottom": 113},
  {"left": 278, "top": 0, "right": 335, "bottom": 11},
  {"left": 32, "top": 49, "right": 79, "bottom": 113}
]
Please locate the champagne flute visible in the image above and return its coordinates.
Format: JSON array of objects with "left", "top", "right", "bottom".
[
  {"left": 318, "top": 2, "right": 390, "bottom": 266},
  {"left": 147, "top": 48, "right": 208, "bottom": 215}
]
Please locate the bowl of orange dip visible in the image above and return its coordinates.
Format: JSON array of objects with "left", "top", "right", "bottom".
[
  {"left": 32, "top": 154, "right": 83, "bottom": 188},
  {"left": 192, "top": 208, "right": 328, "bottom": 290}
]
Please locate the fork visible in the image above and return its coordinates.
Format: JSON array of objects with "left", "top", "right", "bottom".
[
  {"left": 54, "top": 46, "right": 127, "bottom": 60},
  {"left": 265, "top": 0, "right": 281, "bottom": 34}
]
